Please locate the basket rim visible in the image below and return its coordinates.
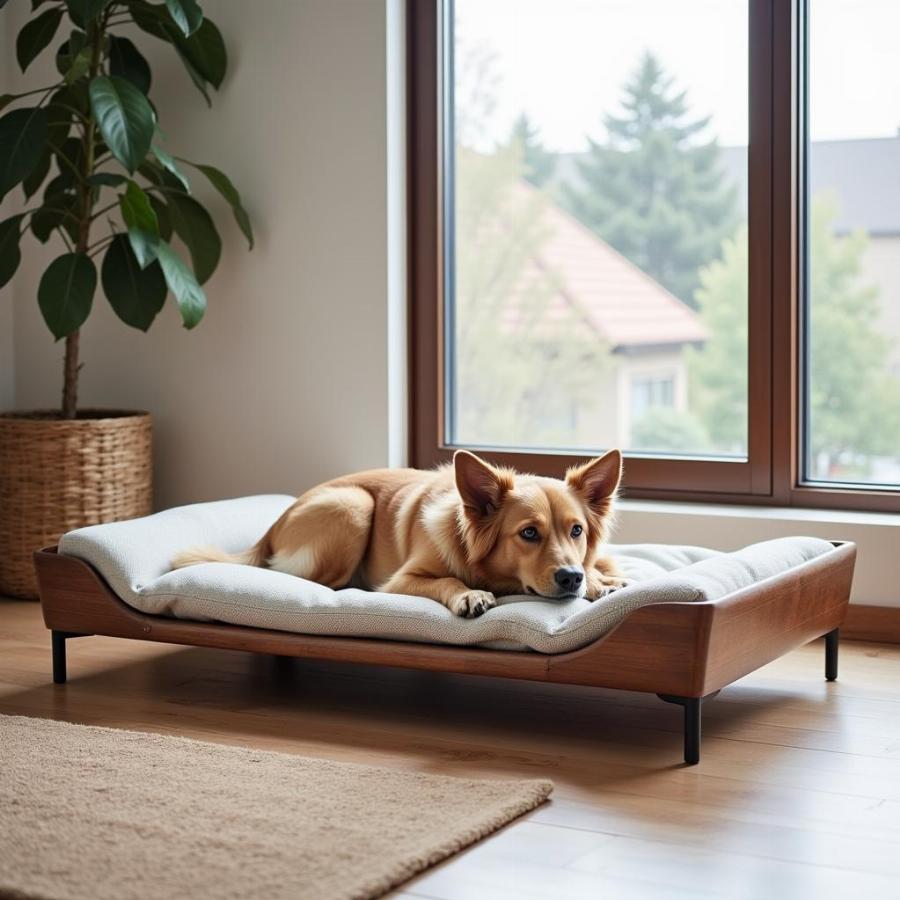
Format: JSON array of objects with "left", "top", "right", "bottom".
[{"left": 0, "top": 409, "right": 151, "bottom": 424}]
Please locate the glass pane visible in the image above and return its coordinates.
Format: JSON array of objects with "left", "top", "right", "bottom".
[
  {"left": 447, "top": 0, "right": 749, "bottom": 457},
  {"left": 804, "top": 0, "right": 900, "bottom": 487}
]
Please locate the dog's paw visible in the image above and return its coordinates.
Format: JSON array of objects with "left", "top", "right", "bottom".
[
  {"left": 451, "top": 590, "right": 496, "bottom": 618},
  {"left": 585, "top": 574, "right": 631, "bottom": 601}
]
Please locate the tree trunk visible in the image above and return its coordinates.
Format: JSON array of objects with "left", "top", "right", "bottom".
[
  {"left": 60, "top": 16, "right": 104, "bottom": 420},
  {"left": 62, "top": 331, "right": 80, "bottom": 419}
]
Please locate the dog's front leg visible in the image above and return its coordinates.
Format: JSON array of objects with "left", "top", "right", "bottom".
[
  {"left": 380, "top": 569, "right": 496, "bottom": 618},
  {"left": 585, "top": 556, "right": 630, "bottom": 600}
]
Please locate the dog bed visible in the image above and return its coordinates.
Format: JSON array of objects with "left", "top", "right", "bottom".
[
  {"left": 58, "top": 494, "right": 833, "bottom": 654},
  {"left": 36, "top": 495, "right": 856, "bottom": 764}
]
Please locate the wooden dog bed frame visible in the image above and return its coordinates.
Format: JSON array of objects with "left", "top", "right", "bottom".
[{"left": 34, "top": 541, "right": 856, "bottom": 764}]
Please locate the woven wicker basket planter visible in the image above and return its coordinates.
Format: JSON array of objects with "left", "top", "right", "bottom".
[{"left": 0, "top": 410, "right": 152, "bottom": 599}]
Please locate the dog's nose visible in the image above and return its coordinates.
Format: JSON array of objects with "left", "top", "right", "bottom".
[{"left": 554, "top": 566, "right": 584, "bottom": 593}]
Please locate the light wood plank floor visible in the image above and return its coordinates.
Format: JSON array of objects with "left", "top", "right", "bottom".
[{"left": 3, "top": 599, "right": 900, "bottom": 900}]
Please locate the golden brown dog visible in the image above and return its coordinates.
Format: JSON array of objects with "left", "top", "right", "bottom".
[{"left": 172, "top": 450, "right": 626, "bottom": 618}]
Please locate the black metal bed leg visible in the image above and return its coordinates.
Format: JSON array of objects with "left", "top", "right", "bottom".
[
  {"left": 658, "top": 693, "right": 715, "bottom": 765},
  {"left": 52, "top": 631, "right": 67, "bottom": 684},
  {"left": 825, "top": 628, "right": 839, "bottom": 682},
  {"left": 683, "top": 697, "right": 701, "bottom": 765}
]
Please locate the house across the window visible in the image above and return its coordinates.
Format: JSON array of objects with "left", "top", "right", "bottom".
[{"left": 451, "top": 181, "right": 706, "bottom": 454}]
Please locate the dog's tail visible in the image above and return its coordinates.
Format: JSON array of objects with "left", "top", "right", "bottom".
[{"left": 171, "top": 542, "right": 267, "bottom": 570}]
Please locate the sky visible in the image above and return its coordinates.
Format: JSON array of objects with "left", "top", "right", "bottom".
[{"left": 456, "top": 0, "right": 900, "bottom": 152}]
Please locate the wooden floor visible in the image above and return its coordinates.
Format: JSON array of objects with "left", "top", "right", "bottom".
[{"left": 3, "top": 600, "right": 900, "bottom": 899}]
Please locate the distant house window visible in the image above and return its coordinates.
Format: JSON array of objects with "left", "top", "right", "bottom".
[{"left": 631, "top": 376, "right": 675, "bottom": 422}]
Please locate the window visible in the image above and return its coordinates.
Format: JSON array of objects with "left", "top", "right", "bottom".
[
  {"left": 449, "top": 0, "right": 748, "bottom": 461},
  {"left": 409, "top": 0, "right": 900, "bottom": 511},
  {"left": 632, "top": 376, "right": 676, "bottom": 421},
  {"left": 802, "top": 0, "right": 900, "bottom": 490}
]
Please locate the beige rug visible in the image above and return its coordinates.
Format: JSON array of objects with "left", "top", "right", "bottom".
[{"left": 0, "top": 715, "right": 552, "bottom": 900}]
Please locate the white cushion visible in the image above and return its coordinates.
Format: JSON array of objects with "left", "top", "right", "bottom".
[{"left": 59, "top": 495, "right": 835, "bottom": 655}]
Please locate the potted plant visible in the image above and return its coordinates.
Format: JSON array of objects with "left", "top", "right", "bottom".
[{"left": 0, "top": 0, "right": 252, "bottom": 598}]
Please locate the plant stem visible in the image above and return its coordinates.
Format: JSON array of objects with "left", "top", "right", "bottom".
[
  {"left": 61, "top": 12, "right": 107, "bottom": 419},
  {"left": 87, "top": 235, "right": 116, "bottom": 257},
  {"left": 62, "top": 332, "right": 80, "bottom": 418},
  {"left": 56, "top": 227, "right": 75, "bottom": 253},
  {"left": 7, "top": 85, "right": 60, "bottom": 103},
  {"left": 89, "top": 202, "right": 119, "bottom": 221}
]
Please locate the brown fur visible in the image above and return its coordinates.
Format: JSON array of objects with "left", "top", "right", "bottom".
[{"left": 172, "top": 450, "right": 626, "bottom": 618}]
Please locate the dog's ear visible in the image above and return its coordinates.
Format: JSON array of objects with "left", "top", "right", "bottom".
[
  {"left": 566, "top": 450, "right": 622, "bottom": 513},
  {"left": 454, "top": 450, "right": 513, "bottom": 518}
]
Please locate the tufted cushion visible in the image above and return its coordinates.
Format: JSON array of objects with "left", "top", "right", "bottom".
[{"left": 59, "top": 495, "right": 835, "bottom": 654}]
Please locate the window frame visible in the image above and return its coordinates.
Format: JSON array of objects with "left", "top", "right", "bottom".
[{"left": 407, "top": 0, "right": 900, "bottom": 513}]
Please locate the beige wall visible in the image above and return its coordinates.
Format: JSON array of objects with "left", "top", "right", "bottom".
[{"left": 4, "top": 1, "right": 404, "bottom": 508}]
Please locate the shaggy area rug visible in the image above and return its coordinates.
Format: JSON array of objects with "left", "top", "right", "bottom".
[{"left": 0, "top": 715, "right": 552, "bottom": 899}]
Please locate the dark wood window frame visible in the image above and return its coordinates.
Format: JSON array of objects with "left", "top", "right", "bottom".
[{"left": 407, "top": 0, "right": 900, "bottom": 513}]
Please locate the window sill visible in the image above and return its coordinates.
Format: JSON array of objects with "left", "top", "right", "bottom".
[{"left": 615, "top": 499, "right": 899, "bottom": 608}]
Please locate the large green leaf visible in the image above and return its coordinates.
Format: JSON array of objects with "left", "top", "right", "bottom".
[
  {"left": 151, "top": 144, "right": 189, "bottom": 191},
  {"left": 0, "top": 215, "right": 24, "bottom": 288},
  {"left": 155, "top": 242, "right": 205, "bottom": 328},
  {"left": 89, "top": 75, "right": 155, "bottom": 173},
  {"left": 54, "top": 30, "right": 85, "bottom": 76},
  {"left": 31, "top": 191, "right": 80, "bottom": 244},
  {"left": 131, "top": 4, "right": 224, "bottom": 97},
  {"left": 167, "top": 192, "right": 220, "bottom": 283},
  {"left": 189, "top": 162, "right": 253, "bottom": 249},
  {"left": 53, "top": 137, "right": 83, "bottom": 187},
  {"left": 165, "top": 0, "right": 202, "bottom": 37},
  {"left": 65, "top": 0, "right": 110, "bottom": 28},
  {"left": 37, "top": 252, "right": 96, "bottom": 340},
  {"left": 148, "top": 194, "right": 173, "bottom": 240},
  {"left": 108, "top": 35, "right": 152, "bottom": 94},
  {"left": 21, "top": 147, "right": 52, "bottom": 199},
  {"left": 130, "top": 2, "right": 170, "bottom": 41},
  {"left": 179, "top": 18, "right": 225, "bottom": 89},
  {"left": 65, "top": 44, "right": 93, "bottom": 84},
  {"left": 0, "top": 107, "right": 47, "bottom": 202},
  {"left": 119, "top": 180, "right": 159, "bottom": 267},
  {"left": 45, "top": 88, "right": 74, "bottom": 149},
  {"left": 16, "top": 7, "right": 63, "bottom": 72},
  {"left": 101, "top": 233, "right": 166, "bottom": 330},
  {"left": 173, "top": 46, "right": 211, "bottom": 105},
  {"left": 31, "top": 173, "right": 80, "bottom": 244},
  {"left": 88, "top": 172, "right": 128, "bottom": 187}
]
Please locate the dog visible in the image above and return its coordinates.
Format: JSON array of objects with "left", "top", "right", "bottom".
[{"left": 172, "top": 449, "right": 627, "bottom": 618}]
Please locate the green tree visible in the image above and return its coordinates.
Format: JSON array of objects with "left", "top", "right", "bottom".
[
  {"left": 631, "top": 407, "right": 711, "bottom": 455},
  {"left": 806, "top": 196, "right": 900, "bottom": 477},
  {"left": 687, "top": 225, "right": 748, "bottom": 453},
  {"left": 561, "top": 51, "right": 737, "bottom": 305},
  {"left": 689, "top": 195, "right": 900, "bottom": 476},
  {"left": 508, "top": 112, "right": 556, "bottom": 187},
  {"left": 453, "top": 142, "right": 609, "bottom": 447}
]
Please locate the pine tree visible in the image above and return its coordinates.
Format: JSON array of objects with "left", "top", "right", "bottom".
[
  {"left": 561, "top": 51, "right": 737, "bottom": 305},
  {"left": 508, "top": 112, "right": 556, "bottom": 187}
]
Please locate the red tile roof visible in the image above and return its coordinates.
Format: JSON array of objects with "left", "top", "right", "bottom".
[{"left": 500, "top": 181, "right": 708, "bottom": 349}]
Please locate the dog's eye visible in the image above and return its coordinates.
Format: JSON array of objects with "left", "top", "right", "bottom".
[
  {"left": 519, "top": 526, "right": 539, "bottom": 542},
  {"left": 571, "top": 524, "right": 583, "bottom": 538}
]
